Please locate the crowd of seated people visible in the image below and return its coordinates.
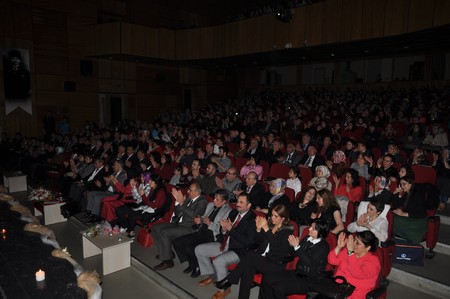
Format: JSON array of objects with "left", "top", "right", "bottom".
[{"left": 0, "top": 85, "right": 449, "bottom": 298}]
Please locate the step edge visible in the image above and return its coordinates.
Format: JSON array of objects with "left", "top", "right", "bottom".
[
  {"left": 388, "top": 268, "right": 450, "bottom": 299},
  {"left": 420, "top": 241, "right": 450, "bottom": 256},
  {"left": 437, "top": 214, "right": 450, "bottom": 225},
  {"left": 131, "top": 256, "right": 196, "bottom": 299}
]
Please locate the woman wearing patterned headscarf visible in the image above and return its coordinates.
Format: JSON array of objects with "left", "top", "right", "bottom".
[
  {"left": 258, "top": 178, "right": 290, "bottom": 216},
  {"left": 367, "top": 176, "right": 393, "bottom": 205},
  {"left": 327, "top": 150, "right": 347, "bottom": 179},
  {"left": 309, "top": 165, "right": 332, "bottom": 191}
]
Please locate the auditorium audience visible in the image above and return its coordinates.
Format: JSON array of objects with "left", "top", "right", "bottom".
[{"left": 2, "top": 85, "right": 450, "bottom": 297}]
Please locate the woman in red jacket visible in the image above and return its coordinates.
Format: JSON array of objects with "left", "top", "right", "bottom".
[
  {"left": 333, "top": 168, "right": 364, "bottom": 221},
  {"left": 328, "top": 231, "right": 381, "bottom": 299}
]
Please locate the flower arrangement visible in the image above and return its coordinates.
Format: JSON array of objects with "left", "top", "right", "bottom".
[{"left": 28, "top": 187, "right": 53, "bottom": 202}]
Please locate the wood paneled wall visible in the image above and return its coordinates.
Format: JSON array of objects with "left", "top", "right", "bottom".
[
  {"left": 1, "top": 0, "right": 450, "bottom": 137},
  {"left": 96, "top": 0, "right": 449, "bottom": 62}
]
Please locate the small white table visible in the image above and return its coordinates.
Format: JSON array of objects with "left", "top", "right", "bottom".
[
  {"left": 81, "top": 231, "right": 133, "bottom": 275},
  {"left": 3, "top": 171, "right": 27, "bottom": 193},
  {"left": 34, "top": 201, "right": 67, "bottom": 225}
]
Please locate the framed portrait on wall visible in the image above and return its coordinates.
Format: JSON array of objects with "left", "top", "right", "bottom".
[{"left": 2, "top": 48, "right": 32, "bottom": 115}]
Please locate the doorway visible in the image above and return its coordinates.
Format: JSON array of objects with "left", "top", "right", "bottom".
[{"left": 110, "top": 96, "right": 122, "bottom": 125}]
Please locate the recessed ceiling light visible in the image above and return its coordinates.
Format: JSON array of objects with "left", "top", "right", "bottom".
[
  {"left": 331, "top": 53, "right": 335, "bottom": 57},
  {"left": 364, "top": 50, "right": 369, "bottom": 53}
]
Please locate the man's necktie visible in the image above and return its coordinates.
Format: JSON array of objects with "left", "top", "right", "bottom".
[
  {"left": 305, "top": 156, "right": 312, "bottom": 167},
  {"left": 220, "top": 214, "right": 242, "bottom": 251},
  {"left": 286, "top": 153, "right": 292, "bottom": 163}
]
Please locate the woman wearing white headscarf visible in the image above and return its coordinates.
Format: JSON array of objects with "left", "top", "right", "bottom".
[
  {"left": 257, "top": 178, "right": 290, "bottom": 216},
  {"left": 309, "top": 165, "right": 332, "bottom": 191}
]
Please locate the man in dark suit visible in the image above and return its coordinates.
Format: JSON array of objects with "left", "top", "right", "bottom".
[
  {"left": 194, "top": 193, "right": 256, "bottom": 288},
  {"left": 124, "top": 145, "right": 140, "bottom": 178},
  {"left": 153, "top": 182, "right": 208, "bottom": 270},
  {"left": 235, "top": 171, "right": 265, "bottom": 208},
  {"left": 245, "top": 137, "right": 265, "bottom": 161},
  {"left": 172, "top": 189, "right": 232, "bottom": 277},
  {"left": 283, "top": 142, "right": 302, "bottom": 168},
  {"left": 299, "top": 144, "right": 326, "bottom": 172},
  {"left": 68, "top": 157, "right": 106, "bottom": 210}
]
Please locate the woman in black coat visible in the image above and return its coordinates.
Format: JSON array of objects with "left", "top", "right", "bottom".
[
  {"left": 259, "top": 218, "right": 331, "bottom": 299},
  {"left": 213, "top": 204, "right": 294, "bottom": 299}
]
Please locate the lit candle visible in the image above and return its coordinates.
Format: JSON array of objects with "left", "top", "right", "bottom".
[
  {"left": 1, "top": 229, "right": 5, "bottom": 234},
  {"left": 35, "top": 269, "right": 45, "bottom": 281}
]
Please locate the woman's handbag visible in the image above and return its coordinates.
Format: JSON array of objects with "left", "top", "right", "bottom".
[
  {"left": 137, "top": 227, "right": 153, "bottom": 248},
  {"left": 309, "top": 275, "right": 355, "bottom": 299}
]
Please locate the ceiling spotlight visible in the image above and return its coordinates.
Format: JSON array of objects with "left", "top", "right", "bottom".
[{"left": 331, "top": 53, "right": 335, "bottom": 57}]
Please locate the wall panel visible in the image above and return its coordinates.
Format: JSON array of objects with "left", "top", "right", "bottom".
[
  {"left": 305, "top": 2, "right": 324, "bottom": 46},
  {"left": 35, "top": 91, "right": 69, "bottom": 106},
  {"left": 34, "top": 55, "right": 68, "bottom": 75},
  {"left": 384, "top": 0, "right": 409, "bottom": 36},
  {"left": 228, "top": 22, "right": 239, "bottom": 56},
  {"left": 322, "top": 0, "right": 342, "bottom": 44},
  {"left": 187, "top": 28, "right": 200, "bottom": 59},
  {"left": 111, "top": 61, "right": 126, "bottom": 79},
  {"left": 408, "top": 0, "right": 434, "bottom": 33},
  {"left": 158, "top": 28, "right": 175, "bottom": 60},
  {"left": 121, "top": 23, "right": 146, "bottom": 56},
  {"left": 341, "top": 0, "right": 362, "bottom": 41},
  {"left": 434, "top": 0, "right": 450, "bottom": 26},
  {"left": 213, "top": 24, "right": 226, "bottom": 58},
  {"left": 0, "top": 0, "right": 14, "bottom": 37},
  {"left": 237, "top": 20, "right": 249, "bottom": 55},
  {"left": 95, "top": 23, "right": 121, "bottom": 55},
  {"left": 199, "top": 27, "right": 214, "bottom": 58},
  {"left": 259, "top": 15, "right": 275, "bottom": 52},
  {"left": 35, "top": 74, "right": 64, "bottom": 91},
  {"left": 73, "top": 77, "right": 97, "bottom": 93},
  {"left": 98, "top": 59, "right": 112, "bottom": 78},
  {"left": 32, "top": 0, "right": 66, "bottom": 12},
  {"left": 145, "top": 27, "right": 159, "bottom": 58},
  {"left": 289, "top": 7, "right": 306, "bottom": 48},
  {"left": 98, "top": 78, "right": 112, "bottom": 92},
  {"left": 245, "top": 18, "right": 261, "bottom": 54},
  {"left": 362, "top": 0, "right": 386, "bottom": 39},
  {"left": 67, "top": 0, "right": 97, "bottom": 17},
  {"left": 67, "top": 14, "right": 96, "bottom": 30},
  {"left": 273, "top": 16, "right": 291, "bottom": 50},
  {"left": 12, "top": 2, "right": 33, "bottom": 39},
  {"left": 175, "top": 30, "right": 188, "bottom": 60}
]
